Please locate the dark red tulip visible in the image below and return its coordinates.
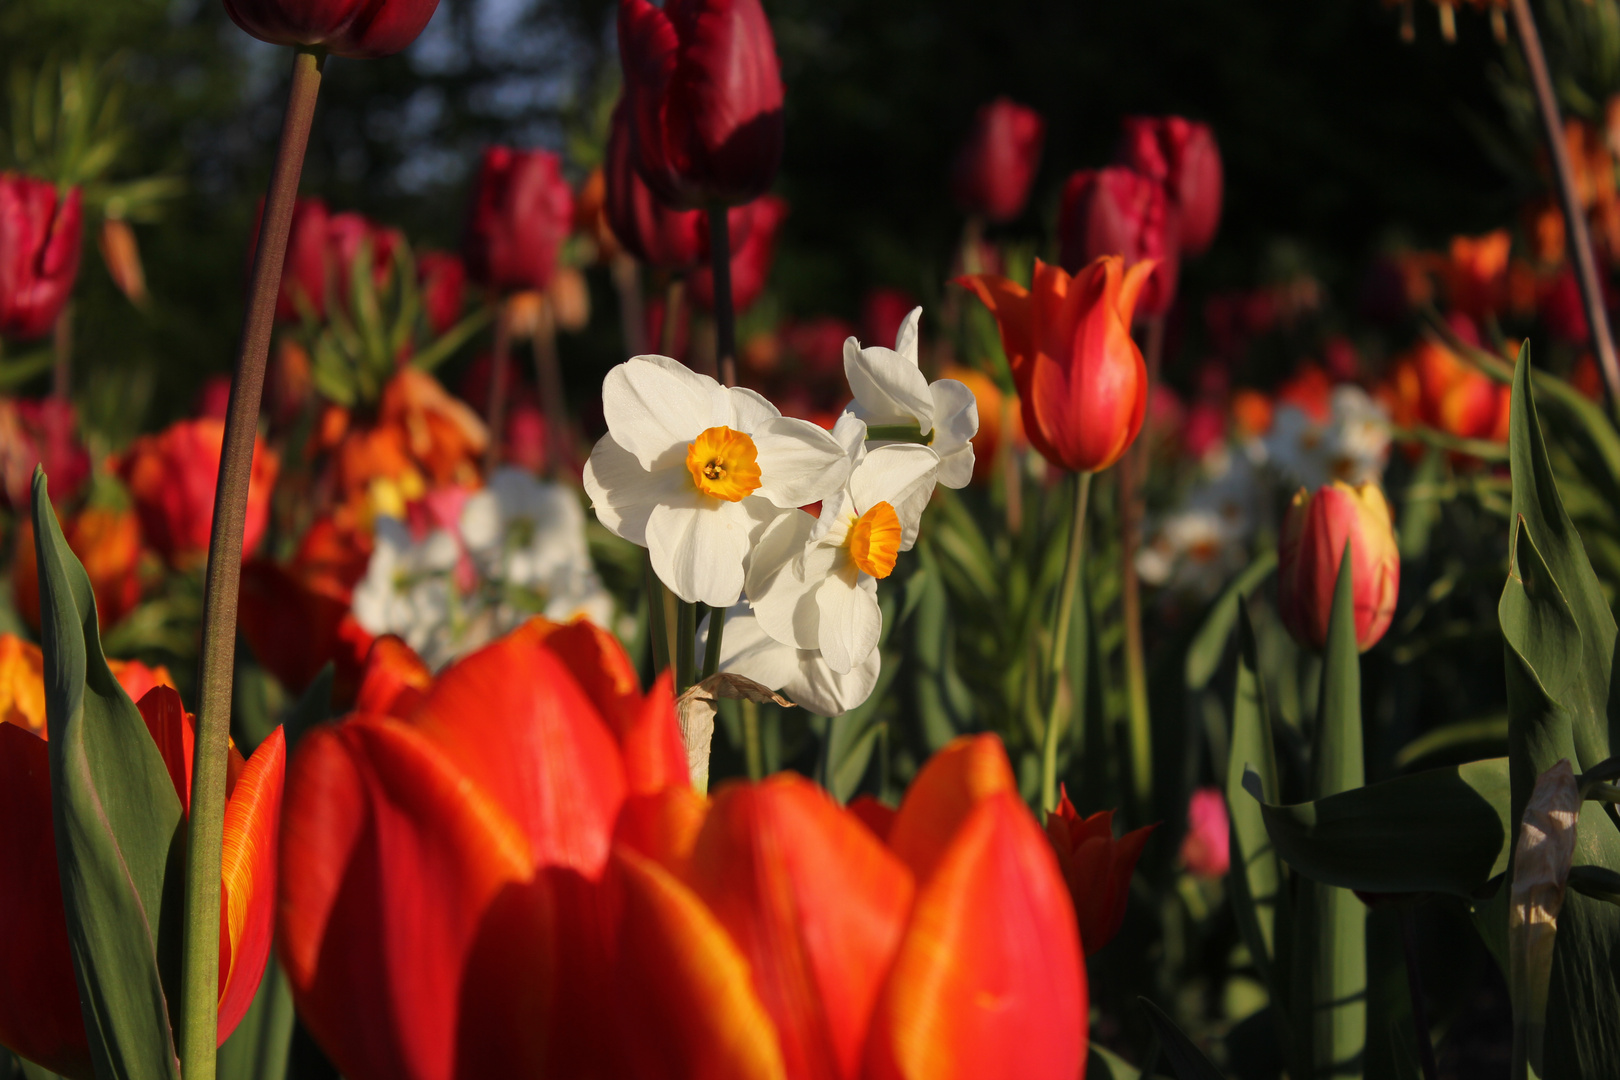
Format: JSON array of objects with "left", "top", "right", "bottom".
[
  {"left": 0, "top": 398, "right": 90, "bottom": 510},
  {"left": 604, "top": 102, "right": 706, "bottom": 271},
  {"left": 0, "top": 175, "right": 83, "bottom": 342},
  {"left": 222, "top": 0, "right": 442, "bottom": 58},
  {"left": 463, "top": 147, "right": 575, "bottom": 295},
  {"left": 618, "top": 0, "right": 785, "bottom": 209},
  {"left": 1120, "top": 116, "right": 1223, "bottom": 257},
  {"left": 417, "top": 251, "right": 466, "bottom": 337},
  {"left": 688, "top": 195, "right": 786, "bottom": 312},
  {"left": 1058, "top": 166, "right": 1179, "bottom": 318},
  {"left": 254, "top": 196, "right": 329, "bottom": 323},
  {"left": 950, "top": 98, "right": 1046, "bottom": 224}
]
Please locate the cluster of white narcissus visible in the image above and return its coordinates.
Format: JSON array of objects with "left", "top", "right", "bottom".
[
  {"left": 584, "top": 307, "right": 979, "bottom": 715},
  {"left": 353, "top": 467, "right": 614, "bottom": 668}
]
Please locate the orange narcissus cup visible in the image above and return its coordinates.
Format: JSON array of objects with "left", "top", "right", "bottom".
[
  {"left": 0, "top": 681, "right": 284, "bottom": 1079},
  {"left": 1277, "top": 480, "right": 1401, "bottom": 653}
]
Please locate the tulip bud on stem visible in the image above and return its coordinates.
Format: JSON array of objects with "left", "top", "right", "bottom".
[
  {"left": 183, "top": 43, "right": 324, "bottom": 1080},
  {"left": 1508, "top": 0, "right": 1620, "bottom": 418},
  {"left": 1041, "top": 470, "right": 1093, "bottom": 812},
  {"left": 484, "top": 298, "right": 512, "bottom": 474}
]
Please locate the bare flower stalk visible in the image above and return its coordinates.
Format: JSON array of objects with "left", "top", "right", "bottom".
[
  {"left": 181, "top": 44, "right": 324, "bottom": 1080},
  {"left": 1041, "top": 470, "right": 1093, "bottom": 812}
]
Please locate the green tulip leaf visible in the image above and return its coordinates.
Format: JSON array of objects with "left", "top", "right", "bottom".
[
  {"left": 33, "top": 469, "right": 183, "bottom": 1080},
  {"left": 1185, "top": 551, "right": 1277, "bottom": 692},
  {"left": 1225, "top": 600, "right": 1285, "bottom": 998},
  {"left": 1138, "top": 998, "right": 1228, "bottom": 1080}
]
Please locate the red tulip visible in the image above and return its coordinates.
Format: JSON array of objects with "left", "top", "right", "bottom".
[
  {"left": 1277, "top": 480, "right": 1400, "bottom": 653},
  {"left": 257, "top": 196, "right": 330, "bottom": 322},
  {"left": 0, "top": 684, "right": 284, "bottom": 1079},
  {"left": 1044, "top": 786, "right": 1155, "bottom": 956},
  {"left": 1058, "top": 166, "right": 1179, "bottom": 317},
  {"left": 604, "top": 101, "right": 707, "bottom": 271},
  {"left": 1119, "top": 116, "right": 1223, "bottom": 256},
  {"left": 1180, "top": 787, "right": 1230, "bottom": 879},
  {"left": 960, "top": 256, "right": 1154, "bottom": 473},
  {"left": 0, "top": 174, "right": 82, "bottom": 342},
  {"left": 222, "top": 0, "right": 441, "bottom": 58},
  {"left": 951, "top": 98, "right": 1046, "bottom": 223},
  {"left": 12, "top": 508, "right": 143, "bottom": 633},
  {"left": 119, "top": 418, "right": 280, "bottom": 569},
  {"left": 688, "top": 194, "right": 787, "bottom": 311},
  {"left": 618, "top": 0, "right": 785, "bottom": 209},
  {"left": 463, "top": 147, "right": 574, "bottom": 294},
  {"left": 0, "top": 397, "right": 90, "bottom": 510},
  {"left": 417, "top": 251, "right": 467, "bottom": 337},
  {"left": 328, "top": 211, "right": 403, "bottom": 307}
]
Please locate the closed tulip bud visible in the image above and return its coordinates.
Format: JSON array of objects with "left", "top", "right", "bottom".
[
  {"left": 1057, "top": 166, "right": 1179, "bottom": 317},
  {"left": 253, "top": 196, "right": 329, "bottom": 322},
  {"left": 961, "top": 256, "right": 1153, "bottom": 473},
  {"left": 951, "top": 98, "right": 1046, "bottom": 223},
  {"left": 689, "top": 195, "right": 788, "bottom": 312},
  {"left": 604, "top": 101, "right": 707, "bottom": 271},
  {"left": 120, "top": 418, "right": 280, "bottom": 569},
  {"left": 97, "top": 217, "right": 147, "bottom": 305},
  {"left": 223, "top": 0, "right": 441, "bottom": 57},
  {"left": 416, "top": 250, "right": 466, "bottom": 337},
  {"left": 463, "top": 147, "right": 574, "bottom": 295},
  {"left": 1277, "top": 481, "right": 1400, "bottom": 653},
  {"left": 0, "top": 175, "right": 82, "bottom": 342},
  {"left": 1179, "top": 788, "right": 1230, "bottom": 879},
  {"left": 1043, "top": 785, "right": 1155, "bottom": 956},
  {"left": 618, "top": 0, "right": 785, "bottom": 209},
  {"left": 1120, "top": 116, "right": 1223, "bottom": 256}
]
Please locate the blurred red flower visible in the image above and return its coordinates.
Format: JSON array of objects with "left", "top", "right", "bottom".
[
  {"left": 1058, "top": 166, "right": 1179, "bottom": 317},
  {"left": 119, "top": 418, "right": 279, "bottom": 568},
  {"left": 688, "top": 195, "right": 788, "bottom": 311},
  {"left": 951, "top": 98, "right": 1046, "bottom": 223},
  {"left": 223, "top": 0, "right": 441, "bottom": 57},
  {"left": 604, "top": 102, "right": 707, "bottom": 272},
  {"left": 464, "top": 147, "right": 574, "bottom": 295},
  {"left": 1119, "top": 116, "right": 1223, "bottom": 256},
  {"left": 417, "top": 251, "right": 467, "bottom": 337},
  {"left": 0, "top": 174, "right": 82, "bottom": 342}
]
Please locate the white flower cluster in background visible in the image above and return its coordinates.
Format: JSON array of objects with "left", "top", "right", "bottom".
[
  {"left": 353, "top": 467, "right": 613, "bottom": 669},
  {"left": 1261, "top": 385, "right": 1391, "bottom": 488},
  {"left": 584, "top": 306, "right": 978, "bottom": 715},
  {"left": 1137, "top": 448, "right": 1263, "bottom": 600}
]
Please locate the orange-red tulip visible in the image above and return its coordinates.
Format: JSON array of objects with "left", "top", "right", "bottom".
[
  {"left": 0, "top": 634, "right": 173, "bottom": 737},
  {"left": 120, "top": 417, "right": 279, "bottom": 568},
  {"left": 1277, "top": 480, "right": 1400, "bottom": 653},
  {"left": 12, "top": 507, "right": 143, "bottom": 632},
  {"left": 1044, "top": 785, "right": 1154, "bottom": 956},
  {"left": 961, "top": 256, "right": 1153, "bottom": 473},
  {"left": 0, "top": 683, "right": 283, "bottom": 1079}
]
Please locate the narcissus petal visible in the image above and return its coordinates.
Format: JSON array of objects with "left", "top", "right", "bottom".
[
  {"left": 886, "top": 734, "right": 1017, "bottom": 881},
  {"left": 865, "top": 793, "right": 1086, "bottom": 1080},
  {"left": 687, "top": 776, "right": 914, "bottom": 1080}
]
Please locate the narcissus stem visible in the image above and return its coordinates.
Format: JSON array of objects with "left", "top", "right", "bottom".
[
  {"left": 702, "top": 603, "right": 726, "bottom": 680},
  {"left": 1041, "top": 470, "right": 1092, "bottom": 813},
  {"left": 676, "top": 601, "right": 697, "bottom": 692},
  {"left": 708, "top": 209, "right": 737, "bottom": 387},
  {"left": 484, "top": 298, "right": 511, "bottom": 474},
  {"left": 742, "top": 697, "right": 764, "bottom": 781},
  {"left": 1509, "top": 0, "right": 1620, "bottom": 417},
  {"left": 645, "top": 555, "right": 670, "bottom": 678},
  {"left": 182, "top": 44, "right": 324, "bottom": 1080}
]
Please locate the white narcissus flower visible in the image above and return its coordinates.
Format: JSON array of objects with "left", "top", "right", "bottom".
[
  {"left": 710, "top": 606, "right": 881, "bottom": 716},
  {"left": 845, "top": 305, "right": 979, "bottom": 488},
  {"left": 746, "top": 439, "right": 938, "bottom": 674},
  {"left": 583, "top": 356, "right": 852, "bottom": 607}
]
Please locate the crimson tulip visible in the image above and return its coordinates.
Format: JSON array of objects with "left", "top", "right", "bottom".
[
  {"left": 604, "top": 101, "right": 707, "bottom": 271},
  {"left": 1119, "top": 116, "right": 1223, "bottom": 257},
  {"left": 260, "top": 196, "right": 330, "bottom": 322},
  {"left": 951, "top": 97, "right": 1046, "bottom": 223},
  {"left": 417, "top": 251, "right": 467, "bottom": 337},
  {"left": 463, "top": 147, "right": 574, "bottom": 295},
  {"left": 0, "top": 174, "right": 82, "bottom": 342},
  {"left": 0, "top": 397, "right": 90, "bottom": 510},
  {"left": 119, "top": 418, "right": 280, "bottom": 568},
  {"left": 688, "top": 194, "right": 788, "bottom": 311},
  {"left": 618, "top": 0, "right": 785, "bottom": 209},
  {"left": 961, "top": 256, "right": 1154, "bottom": 473},
  {"left": 1277, "top": 480, "right": 1400, "bottom": 653},
  {"left": 0, "top": 682, "right": 284, "bottom": 1079},
  {"left": 223, "top": 0, "right": 441, "bottom": 58},
  {"left": 1044, "top": 786, "right": 1154, "bottom": 956},
  {"left": 1058, "top": 166, "right": 1179, "bottom": 317}
]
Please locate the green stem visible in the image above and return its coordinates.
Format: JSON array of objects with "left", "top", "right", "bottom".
[
  {"left": 708, "top": 209, "right": 736, "bottom": 387},
  {"left": 182, "top": 45, "right": 324, "bottom": 1080},
  {"left": 702, "top": 603, "right": 726, "bottom": 679},
  {"left": 1121, "top": 313, "right": 1163, "bottom": 814},
  {"left": 742, "top": 697, "right": 764, "bottom": 781},
  {"left": 676, "top": 601, "right": 697, "bottom": 692},
  {"left": 1041, "top": 470, "right": 1093, "bottom": 812},
  {"left": 645, "top": 554, "right": 670, "bottom": 679},
  {"left": 865, "top": 423, "right": 933, "bottom": 444}
]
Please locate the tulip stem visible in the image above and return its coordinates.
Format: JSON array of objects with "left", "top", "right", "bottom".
[
  {"left": 702, "top": 603, "right": 726, "bottom": 680},
  {"left": 708, "top": 209, "right": 737, "bottom": 387},
  {"left": 533, "top": 296, "right": 569, "bottom": 477},
  {"left": 661, "top": 276, "right": 685, "bottom": 359},
  {"left": 1120, "top": 314, "right": 1164, "bottom": 815},
  {"left": 1041, "top": 470, "right": 1092, "bottom": 813},
  {"left": 182, "top": 44, "right": 324, "bottom": 1080},
  {"left": 1509, "top": 0, "right": 1620, "bottom": 417},
  {"left": 484, "top": 297, "right": 511, "bottom": 474},
  {"left": 51, "top": 302, "right": 72, "bottom": 400},
  {"left": 645, "top": 554, "right": 670, "bottom": 678}
]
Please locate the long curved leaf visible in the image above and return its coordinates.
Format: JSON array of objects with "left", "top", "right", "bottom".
[{"left": 1226, "top": 601, "right": 1285, "bottom": 996}]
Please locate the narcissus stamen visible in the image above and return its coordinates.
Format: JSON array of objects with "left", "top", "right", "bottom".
[
  {"left": 848, "top": 501, "right": 902, "bottom": 579},
  {"left": 685, "top": 426, "right": 762, "bottom": 502}
]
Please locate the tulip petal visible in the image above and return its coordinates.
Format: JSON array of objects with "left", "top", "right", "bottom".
[
  {"left": 886, "top": 734, "right": 1017, "bottom": 882},
  {"left": 136, "top": 684, "right": 192, "bottom": 813},
  {"left": 865, "top": 793, "right": 1086, "bottom": 1080},
  {"left": 353, "top": 634, "right": 434, "bottom": 719},
  {"left": 688, "top": 776, "right": 914, "bottom": 1080},
  {"left": 614, "top": 786, "right": 710, "bottom": 876},
  {"left": 216, "top": 726, "right": 285, "bottom": 1044},
  {"left": 956, "top": 275, "right": 1033, "bottom": 377},
  {"left": 409, "top": 631, "right": 628, "bottom": 875}
]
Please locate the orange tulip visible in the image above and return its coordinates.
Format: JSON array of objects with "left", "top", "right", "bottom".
[
  {"left": 0, "top": 683, "right": 283, "bottom": 1079},
  {"left": 12, "top": 508, "right": 143, "bottom": 633},
  {"left": 1277, "top": 481, "right": 1400, "bottom": 653},
  {"left": 1043, "top": 785, "right": 1155, "bottom": 956},
  {"left": 0, "top": 633, "right": 173, "bottom": 737},
  {"left": 120, "top": 417, "right": 279, "bottom": 568},
  {"left": 961, "top": 256, "right": 1153, "bottom": 473}
]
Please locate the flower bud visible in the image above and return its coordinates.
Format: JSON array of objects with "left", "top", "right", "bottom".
[
  {"left": 463, "top": 147, "right": 574, "bottom": 295},
  {"left": 1043, "top": 786, "right": 1155, "bottom": 955},
  {"left": 950, "top": 97, "right": 1046, "bottom": 223},
  {"left": 98, "top": 217, "right": 147, "bottom": 306},
  {"left": 0, "top": 175, "right": 82, "bottom": 342},
  {"left": 222, "top": 0, "right": 440, "bottom": 58},
  {"left": 604, "top": 101, "right": 706, "bottom": 271},
  {"left": 1119, "top": 116, "right": 1223, "bottom": 257},
  {"left": 1058, "top": 166, "right": 1179, "bottom": 317},
  {"left": 1277, "top": 481, "right": 1399, "bottom": 653}
]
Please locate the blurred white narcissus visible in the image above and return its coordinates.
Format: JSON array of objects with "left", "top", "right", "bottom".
[
  {"left": 844, "top": 305, "right": 979, "bottom": 488},
  {"left": 582, "top": 355, "right": 852, "bottom": 607}
]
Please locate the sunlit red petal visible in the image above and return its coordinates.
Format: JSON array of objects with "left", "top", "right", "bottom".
[
  {"left": 216, "top": 727, "right": 285, "bottom": 1044},
  {"left": 886, "top": 734, "right": 1016, "bottom": 881},
  {"left": 137, "top": 685, "right": 193, "bottom": 812},
  {"left": 615, "top": 786, "right": 709, "bottom": 876},
  {"left": 353, "top": 635, "right": 433, "bottom": 719},
  {"left": 848, "top": 795, "right": 897, "bottom": 842}
]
